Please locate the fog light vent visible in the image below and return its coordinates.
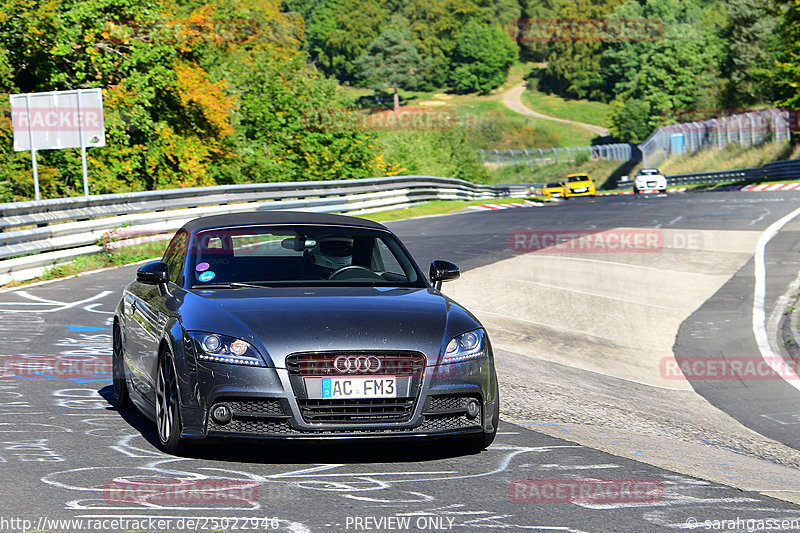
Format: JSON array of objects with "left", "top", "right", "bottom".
[
  {"left": 466, "top": 399, "right": 480, "bottom": 419},
  {"left": 211, "top": 403, "right": 233, "bottom": 424}
]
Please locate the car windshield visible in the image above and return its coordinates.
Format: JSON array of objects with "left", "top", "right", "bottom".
[
  {"left": 567, "top": 176, "right": 588, "bottom": 182},
  {"left": 546, "top": 182, "right": 561, "bottom": 188},
  {"left": 188, "top": 225, "right": 424, "bottom": 288},
  {"left": 640, "top": 169, "right": 660, "bottom": 175}
]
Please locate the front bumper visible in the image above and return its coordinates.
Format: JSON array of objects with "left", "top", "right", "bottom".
[
  {"left": 564, "top": 187, "right": 595, "bottom": 197},
  {"left": 178, "top": 352, "right": 498, "bottom": 440}
]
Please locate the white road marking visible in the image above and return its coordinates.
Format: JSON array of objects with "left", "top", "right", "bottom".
[
  {"left": 0, "top": 290, "right": 112, "bottom": 314},
  {"left": 752, "top": 205, "right": 800, "bottom": 392},
  {"left": 538, "top": 464, "right": 621, "bottom": 470}
]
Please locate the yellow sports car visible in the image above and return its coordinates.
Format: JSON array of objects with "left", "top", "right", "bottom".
[
  {"left": 562, "top": 173, "right": 596, "bottom": 198},
  {"left": 541, "top": 182, "right": 565, "bottom": 198}
]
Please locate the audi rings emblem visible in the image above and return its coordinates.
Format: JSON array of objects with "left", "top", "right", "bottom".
[{"left": 333, "top": 355, "right": 382, "bottom": 374}]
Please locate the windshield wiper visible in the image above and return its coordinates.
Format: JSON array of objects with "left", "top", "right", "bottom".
[{"left": 192, "top": 282, "right": 264, "bottom": 289}]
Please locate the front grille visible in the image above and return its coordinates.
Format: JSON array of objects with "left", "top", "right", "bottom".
[
  {"left": 286, "top": 351, "right": 426, "bottom": 424},
  {"left": 299, "top": 398, "right": 414, "bottom": 423},
  {"left": 424, "top": 395, "right": 476, "bottom": 414},
  {"left": 286, "top": 352, "right": 425, "bottom": 376},
  {"left": 207, "top": 414, "right": 480, "bottom": 436},
  {"left": 206, "top": 398, "right": 288, "bottom": 434},
  {"left": 222, "top": 399, "right": 285, "bottom": 417},
  {"left": 210, "top": 418, "right": 295, "bottom": 435}
]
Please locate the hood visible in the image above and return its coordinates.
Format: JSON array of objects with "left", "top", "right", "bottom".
[{"left": 178, "top": 286, "right": 481, "bottom": 368}]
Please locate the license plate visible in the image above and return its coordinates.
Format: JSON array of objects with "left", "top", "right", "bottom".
[
  {"left": 320, "top": 377, "right": 397, "bottom": 398},
  {"left": 573, "top": 187, "right": 586, "bottom": 193},
  {"left": 647, "top": 182, "right": 656, "bottom": 187}
]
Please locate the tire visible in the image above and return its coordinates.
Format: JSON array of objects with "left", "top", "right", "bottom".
[
  {"left": 155, "top": 350, "right": 185, "bottom": 455},
  {"left": 112, "top": 323, "right": 131, "bottom": 410},
  {"left": 633, "top": 187, "right": 639, "bottom": 195}
]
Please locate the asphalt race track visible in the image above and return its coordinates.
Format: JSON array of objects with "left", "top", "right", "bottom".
[{"left": 1, "top": 191, "right": 800, "bottom": 532}]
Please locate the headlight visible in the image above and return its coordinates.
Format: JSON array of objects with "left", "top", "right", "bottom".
[
  {"left": 187, "top": 332, "right": 265, "bottom": 367},
  {"left": 441, "top": 329, "right": 486, "bottom": 364}
]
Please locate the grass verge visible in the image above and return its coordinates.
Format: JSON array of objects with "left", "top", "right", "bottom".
[
  {"left": 519, "top": 87, "right": 610, "bottom": 128},
  {"left": 486, "top": 159, "right": 621, "bottom": 187}
]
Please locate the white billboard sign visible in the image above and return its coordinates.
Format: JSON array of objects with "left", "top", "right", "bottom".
[
  {"left": 9, "top": 89, "right": 105, "bottom": 199},
  {"left": 10, "top": 89, "right": 105, "bottom": 151}
]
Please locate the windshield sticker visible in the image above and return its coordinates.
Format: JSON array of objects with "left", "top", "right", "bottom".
[
  {"left": 195, "top": 262, "right": 210, "bottom": 272},
  {"left": 198, "top": 271, "right": 215, "bottom": 282}
]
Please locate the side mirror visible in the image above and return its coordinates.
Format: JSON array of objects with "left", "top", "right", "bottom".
[
  {"left": 429, "top": 260, "right": 460, "bottom": 291},
  {"left": 137, "top": 261, "right": 169, "bottom": 285}
]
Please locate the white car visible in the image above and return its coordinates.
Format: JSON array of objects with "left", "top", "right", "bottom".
[{"left": 633, "top": 168, "right": 667, "bottom": 194}]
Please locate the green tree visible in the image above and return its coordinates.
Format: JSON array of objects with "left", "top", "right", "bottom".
[
  {"left": 450, "top": 20, "right": 517, "bottom": 94},
  {"left": 0, "top": 0, "right": 390, "bottom": 201},
  {"left": 402, "top": 0, "right": 480, "bottom": 87},
  {"left": 304, "top": 0, "right": 387, "bottom": 82},
  {"left": 607, "top": 99, "right": 651, "bottom": 142},
  {"left": 354, "top": 28, "right": 428, "bottom": 110},
  {"left": 720, "top": 0, "right": 782, "bottom": 107}
]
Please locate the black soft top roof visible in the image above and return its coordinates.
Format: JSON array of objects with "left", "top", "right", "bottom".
[{"left": 180, "top": 211, "right": 388, "bottom": 234}]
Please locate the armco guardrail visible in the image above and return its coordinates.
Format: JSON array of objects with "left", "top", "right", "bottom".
[
  {"left": 0, "top": 176, "right": 531, "bottom": 284},
  {"left": 615, "top": 159, "right": 800, "bottom": 189}
]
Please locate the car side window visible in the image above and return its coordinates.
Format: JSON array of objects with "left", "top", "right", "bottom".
[
  {"left": 163, "top": 231, "right": 188, "bottom": 285},
  {"left": 372, "top": 240, "right": 404, "bottom": 277}
]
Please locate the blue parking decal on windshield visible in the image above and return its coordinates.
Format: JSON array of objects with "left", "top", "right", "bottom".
[
  {"left": 198, "top": 271, "right": 215, "bottom": 282},
  {"left": 322, "top": 378, "right": 332, "bottom": 399}
]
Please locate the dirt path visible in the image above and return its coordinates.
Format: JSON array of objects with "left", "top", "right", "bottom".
[{"left": 501, "top": 83, "right": 610, "bottom": 137}]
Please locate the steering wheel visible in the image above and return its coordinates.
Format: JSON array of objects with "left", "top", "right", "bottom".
[{"left": 328, "top": 265, "right": 382, "bottom": 280}]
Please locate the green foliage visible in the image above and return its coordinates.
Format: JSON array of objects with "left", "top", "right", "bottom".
[
  {"left": 401, "top": 0, "right": 480, "bottom": 88},
  {"left": 378, "top": 129, "right": 489, "bottom": 182},
  {"left": 354, "top": 27, "right": 429, "bottom": 107},
  {"left": 231, "top": 54, "right": 382, "bottom": 182},
  {"left": 450, "top": 20, "right": 518, "bottom": 94},
  {"left": 304, "top": 0, "right": 387, "bottom": 81},
  {"left": 608, "top": 99, "right": 651, "bottom": 143},
  {"left": 0, "top": 0, "right": 392, "bottom": 202},
  {"left": 720, "top": 0, "right": 782, "bottom": 107},
  {"left": 774, "top": 1, "right": 800, "bottom": 117}
]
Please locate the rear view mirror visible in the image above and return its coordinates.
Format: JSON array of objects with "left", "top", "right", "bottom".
[
  {"left": 429, "top": 260, "right": 460, "bottom": 291},
  {"left": 281, "top": 237, "right": 318, "bottom": 252}
]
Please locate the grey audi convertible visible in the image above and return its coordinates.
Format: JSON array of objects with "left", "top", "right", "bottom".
[{"left": 113, "top": 211, "right": 499, "bottom": 454}]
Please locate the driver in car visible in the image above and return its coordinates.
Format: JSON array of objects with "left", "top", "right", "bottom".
[{"left": 310, "top": 236, "right": 355, "bottom": 271}]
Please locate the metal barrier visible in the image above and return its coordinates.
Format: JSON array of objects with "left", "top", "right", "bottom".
[
  {"left": 0, "top": 176, "right": 531, "bottom": 284},
  {"left": 615, "top": 159, "right": 800, "bottom": 189},
  {"left": 477, "top": 144, "right": 633, "bottom": 167},
  {"left": 639, "top": 109, "right": 791, "bottom": 168}
]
